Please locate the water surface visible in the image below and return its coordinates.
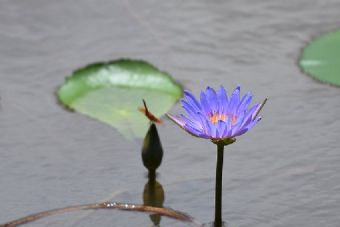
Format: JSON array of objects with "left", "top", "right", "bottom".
[{"left": 1, "top": 0, "right": 340, "bottom": 226}]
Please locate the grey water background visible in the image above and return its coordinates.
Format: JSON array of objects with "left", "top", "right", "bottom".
[{"left": 1, "top": 0, "right": 340, "bottom": 226}]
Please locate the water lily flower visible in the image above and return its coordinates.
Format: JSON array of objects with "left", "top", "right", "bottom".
[
  {"left": 168, "top": 85, "right": 264, "bottom": 144},
  {"left": 167, "top": 85, "right": 265, "bottom": 227}
]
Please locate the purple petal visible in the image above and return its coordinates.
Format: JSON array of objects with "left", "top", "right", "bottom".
[
  {"left": 208, "top": 121, "right": 217, "bottom": 138},
  {"left": 237, "top": 92, "right": 252, "bottom": 114},
  {"left": 239, "top": 103, "right": 259, "bottom": 129},
  {"left": 204, "top": 119, "right": 213, "bottom": 137},
  {"left": 246, "top": 117, "right": 261, "bottom": 130},
  {"left": 184, "top": 90, "right": 201, "bottom": 112},
  {"left": 252, "top": 101, "right": 264, "bottom": 118},
  {"left": 180, "top": 114, "right": 202, "bottom": 131},
  {"left": 228, "top": 86, "right": 240, "bottom": 114},
  {"left": 216, "top": 120, "right": 226, "bottom": 139},
  {"left": 231, "top": 112, "right": 246, "bottom": 135},
  {"left": 167, "top": 114, "right": 185, "bottom": 128},
  {"left": 200, "top": 91, "right": 211, "bottom": 117},
  {"left": 184, "top": 124, "right": 208, "bottom": 138},
  {"left": 196, "top": 113, "right": 211, "bottom": 135},
  {"left": 217, "top": 86, "right": 228, "bottom": 115},
  {"left": 205, "top": 87, "right": 218, "bottom": 114},
  {"left": 223, "top": 118, "right": 232, "bottom": 138},
  {"left": 181, "top": 100, "right": 201, "bottom": 121},
  {"left": 234, "top": 110, "right": 246, "bottom": 126},
  {"left": 232, "top": 114, "right": 261, "bottom": 137},
  {"left": 231, "top": 128, "right": 248, "bottom": 137}
]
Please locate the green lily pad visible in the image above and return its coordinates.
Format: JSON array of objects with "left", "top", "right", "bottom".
[
  {"left": 57, "top": 59, "right": 183, "bottom": 139},
  {"left": 299, "top": 30, "right": 340, "bottom": 86}
]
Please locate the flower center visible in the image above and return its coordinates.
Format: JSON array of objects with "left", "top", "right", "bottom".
[{"left": 209, "top": 113, "right": 237, "bottom": 125}]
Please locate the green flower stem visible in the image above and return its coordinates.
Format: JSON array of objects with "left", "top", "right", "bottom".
[{"left": 214, "top": 142, "right": 224, "bottom": 227}]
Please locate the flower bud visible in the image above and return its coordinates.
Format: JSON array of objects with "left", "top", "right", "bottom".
[{"left": 142, "top": 123, "right": 163, "bottom": 173}]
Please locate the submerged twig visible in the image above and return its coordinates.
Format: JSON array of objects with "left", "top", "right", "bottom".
[{"left": 0, "top": 202, "right": 195, "bottom": 227}]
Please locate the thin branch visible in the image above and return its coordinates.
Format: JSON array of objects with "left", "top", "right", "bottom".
[
  {"left": 255, "top": 98, "right": 268, "bottom": 118},
  {"left": 0, "top": 202, "right": 196, "bottom": 227}
]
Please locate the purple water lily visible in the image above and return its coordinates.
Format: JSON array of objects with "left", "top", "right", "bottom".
[
  {"left": 168, "top": 85, "right": 265, "bottom": 227},
  {"left": 168, "top": 85, "right": 263, "bottom": 142}
]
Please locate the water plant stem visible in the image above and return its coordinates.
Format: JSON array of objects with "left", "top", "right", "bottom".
[
  {"left": 0, "top": 202, "right": 194, "bottom": 227},
  {"left": 214, "top": 142, "right": 224, "bottom": 227}
]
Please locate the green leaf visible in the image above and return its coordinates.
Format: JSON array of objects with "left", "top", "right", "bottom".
[
  {"left": 57, "top": 59, "right": 183, "bottom": 139},
  {"left": 300, "top": 30, "right": 340, "bottom": 86}
]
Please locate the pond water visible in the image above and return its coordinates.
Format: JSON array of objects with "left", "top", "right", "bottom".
[{"left": 1, "top": 0, "right": 340, "bottom": 226}]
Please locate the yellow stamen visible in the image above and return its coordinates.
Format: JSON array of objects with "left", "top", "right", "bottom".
[{"left": 209, "top": 113, "right": 237, "bottom": 125}]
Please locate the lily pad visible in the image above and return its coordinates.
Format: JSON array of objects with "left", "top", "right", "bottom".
[
  {"left": 57, "top": 59, "right": 182, "bottom": 139},
  {"left": 299, "top": 30, "right": 340, "bottom": 86}
]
